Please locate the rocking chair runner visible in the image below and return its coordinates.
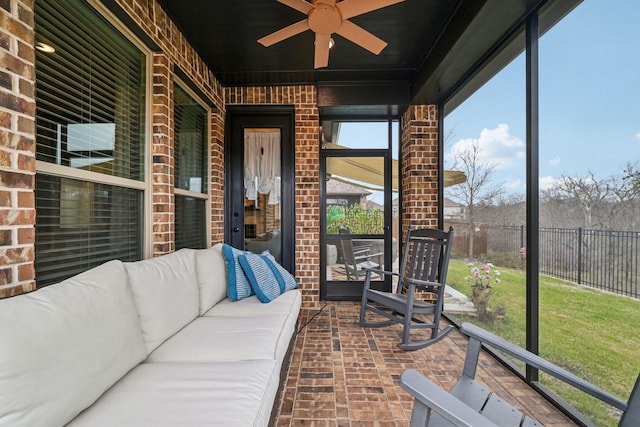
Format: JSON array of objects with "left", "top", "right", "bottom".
[{"left": 358, "top": 226, "right": 454, "bottom": 350}]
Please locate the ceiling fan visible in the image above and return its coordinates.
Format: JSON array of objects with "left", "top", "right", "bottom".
[{"left": 258, "top": 0, "right": 405, "bottom": 69}]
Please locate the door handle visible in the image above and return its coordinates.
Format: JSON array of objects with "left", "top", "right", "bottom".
[{"left": 233, "top": 227, "right": 240, "bottom": 232}]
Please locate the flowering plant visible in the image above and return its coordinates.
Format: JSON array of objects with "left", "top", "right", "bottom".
[
  {"left": 466, "top": 262, "right": 503, "bottom": 323},
  {"left": 466, "top": 262, "right": 501, "bottom": 290}
]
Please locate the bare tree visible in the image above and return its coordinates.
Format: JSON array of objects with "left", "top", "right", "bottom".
[
  {"left": 446, "top": 139, "right": 503, "bottom": 258},
  {"left": 541, "top": 165, "right": 640, "bottom": 230}
]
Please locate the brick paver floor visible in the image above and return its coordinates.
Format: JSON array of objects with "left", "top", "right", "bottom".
[{"left": 274, "top": 301, "right": 577, "bottom": 426}]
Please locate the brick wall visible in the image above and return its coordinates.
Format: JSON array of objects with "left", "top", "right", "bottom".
[
  {"left": 0, "top": 0, "right": 440, "bottom": 303},
  {"left": 114, "top": 0, "right": 226, "bottom": 250},
  {"left": 151, "top": 53, "right": 175, "bottom": 256},
  {"left": 0, "top": 0, "right": 35, "bottom": 298},
  {"left": 226, "top": 86, "right": 321, "bottom": 308},
  {"left": 400, "top": 105, "right": 440, "bottom": 240}
]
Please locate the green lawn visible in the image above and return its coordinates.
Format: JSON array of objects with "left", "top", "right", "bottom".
[{"left": 445, "top": 259, "right": 640, "bottom": 426}]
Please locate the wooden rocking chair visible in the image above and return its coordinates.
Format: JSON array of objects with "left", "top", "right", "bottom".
[{"left": 357, "top": 226, "right": 454, "bottom": 350}]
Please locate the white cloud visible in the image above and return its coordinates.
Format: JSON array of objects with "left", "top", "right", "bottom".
[
  {"left": 635, "top": 132, "right": 640, "bottom": 141},
  {"left": 446, "top": 123, "right": 525, "bottom": 170},
  {"left": 539, "top": 176, "right": 560, "bottom": 191},
  {"left": 549, "top": 155, "right": 561, "bottom": 167},
  {"left": 504, "top": 177, "right": 523, "bottom": 191}
]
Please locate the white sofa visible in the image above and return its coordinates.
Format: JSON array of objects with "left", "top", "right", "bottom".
[{"left": 0, "top": 244, "right": 301, "bottom": 427}]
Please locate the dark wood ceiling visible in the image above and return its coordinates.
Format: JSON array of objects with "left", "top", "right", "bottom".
[{"left": 153, "top": 0, "right": 579, "bottom": 110}]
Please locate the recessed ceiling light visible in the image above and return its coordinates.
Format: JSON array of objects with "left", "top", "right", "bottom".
[{"left": 35, "top": 42, "right": 56, "bottom": 53}]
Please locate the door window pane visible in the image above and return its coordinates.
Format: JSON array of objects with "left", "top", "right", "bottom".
[{"left": 243, "top": 129, "right": 282, "bottom": 263}]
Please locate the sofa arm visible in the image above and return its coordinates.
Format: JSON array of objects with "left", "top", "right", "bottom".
[{"left": 400, "top": 369, "right": 499, "bottom": 427}]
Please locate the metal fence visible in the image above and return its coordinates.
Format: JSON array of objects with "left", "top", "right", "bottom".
[{"left": 484, "top": 225, "right": 640, "bottom": 299}]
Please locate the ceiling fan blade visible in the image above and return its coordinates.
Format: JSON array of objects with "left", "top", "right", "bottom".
[
  {"left": 258, "top": 20, "right": 310, "bottom": 47},
  {"left": 277, "top": 0, "right": 314, "bottom": 14},
  {"left": 337, "top": 0, "right": 405, "bottom": 19},
  {"left": 314, "top": 33, "right": 330, "bottom": 69},
  {"left": 336, "top": 20, "right": 387, "bottom": 54}
]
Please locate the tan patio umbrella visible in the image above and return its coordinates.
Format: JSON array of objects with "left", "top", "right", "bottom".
[{"left": 324, "top": 143, "right": 466, "bottom": 190}]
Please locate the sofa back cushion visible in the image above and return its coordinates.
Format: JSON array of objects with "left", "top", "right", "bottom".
[
  {"left": 125, "top": 249, "right": 199, "bottom": 354},
  {"left": 195, "top": 244, "right": 228, "bottom": 314},
  {"left": 0, "top": 260, "right": 146, "bottom": 427}
]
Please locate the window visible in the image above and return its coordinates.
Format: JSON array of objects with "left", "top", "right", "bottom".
[
  {"left": 320, "top": 119, "right": 399, "bottom": 300},
  {"left": 34, "top": 0, "right": 146, "bottom": 286},
  {"left": 443, "top": 1, "right": 639, "bottom": 423},
  {"left": 538, "top": 1, "right": 640, "bottom": 423},
  {"left": 173, "top": 84, "right": 208, "bottom": 249}
]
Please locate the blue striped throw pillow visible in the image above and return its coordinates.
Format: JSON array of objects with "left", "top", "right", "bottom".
[
  {"left": 222, "top": 244, "right": 254, "bottom": 301},
  {"left": 238, "top": 253, "right": 283, "bottom": 303},
  {"left": 262, "top": 253, "right": 298, "bottom": 292}
]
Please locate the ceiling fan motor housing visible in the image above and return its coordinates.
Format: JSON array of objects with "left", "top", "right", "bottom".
[{"left": 308, "top": 3, "right": 342, "bottom": 34}]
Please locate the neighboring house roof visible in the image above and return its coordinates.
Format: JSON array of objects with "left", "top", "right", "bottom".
[
  {"left": 326, "top": 179, "right": 372, "bottom": 196},
  {"left": 444, "top": 197, "right": 465, "bottom": 208},
  {"left": 366, "top": 200, "right": 383, "bottom": 210}
]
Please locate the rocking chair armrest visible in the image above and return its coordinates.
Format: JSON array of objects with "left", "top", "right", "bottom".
[
  {"left": 460, "top": 322, "right": 629, "bottom": 412},
  {"left": 400, "top": 369, "right": 499, "bottom": 427},
  {"left": 365, "top": 268, "right": 398, "bottom": 278},
  {"left": 353, "top": 245, "right": 373, "bottom": 255},
  {"left": 354, "top": 251, "right": 384, "bottom": 262},
  {"left": 403, "top": 276, "right": 442, "bottom": 291}
]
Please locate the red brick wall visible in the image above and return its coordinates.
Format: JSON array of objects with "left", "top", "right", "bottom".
[
  {"left": 0, "top": 0, "right": 439, "bottom": 303},
  {"left": 0, "top": 0, "right": 36, "bottom": 298},
  {"left": 400, "top": 105, "right": 440, "bottom": 240},
  {"left": 225, "top": 86, "right": 321, "bottom": 308},
  {"left": 0, "top": 0, "right": 229, "bottom": 297},
  {"left": 113, "top": 0, "right": 226, "bottom": 250},
  {"left": 151, "top": 54, "right": 175, "bottom": 256}
]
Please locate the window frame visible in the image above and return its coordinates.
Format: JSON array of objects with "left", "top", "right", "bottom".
[
  {"left": 173, "top": 78, "right": 212, "bottom": 248},
  {"left": 34, "top": 0, "right": 154, "bottom": 264}
]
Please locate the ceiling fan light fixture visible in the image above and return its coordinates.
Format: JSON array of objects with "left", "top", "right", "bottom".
[{"left": 35, "top": 42, "right": 56, "bottom": 53}]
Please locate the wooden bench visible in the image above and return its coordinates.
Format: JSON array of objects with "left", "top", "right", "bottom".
[{"left": 400, "top": 322, "right": 640, "bottom": 426}]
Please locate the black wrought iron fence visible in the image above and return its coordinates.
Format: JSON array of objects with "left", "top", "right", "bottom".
[{"left": 484, "top": 225, "right": 640, "bottom": 299}]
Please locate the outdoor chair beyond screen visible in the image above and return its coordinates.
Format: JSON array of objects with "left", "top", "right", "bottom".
[
  {"left": 358, "top": 226, "right": 454, "bottom": 350},
  {"left": 339, "top": 226, "right": 384, "bottom": 281}
]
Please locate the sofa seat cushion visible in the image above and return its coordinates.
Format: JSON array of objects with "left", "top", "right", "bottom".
[
  {"left": 204, "top": 289, "right": 301, "bottom": 318},
  {"left": 146, "top": 314, "right": 294, "bottom": 363},
  {"left": 67, "top": 360, "right": 280, "bottom": 427},
  {"left": 0, "top": 260, "right": 146, "bottom": 427},
  {"left": 125, "top": 249, "right": 200, "bottom": 354}
]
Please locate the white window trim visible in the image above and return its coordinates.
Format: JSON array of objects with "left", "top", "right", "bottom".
[{"left": 36, "top": 0, "right": 154, "bottom": 259}]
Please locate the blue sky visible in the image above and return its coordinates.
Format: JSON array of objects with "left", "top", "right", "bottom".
[
  {"left": 444, "top": 0, "right": 640, "bottom": 195},
  {"left": 334, "top": 1, "right": 640, "bottom": 202}
]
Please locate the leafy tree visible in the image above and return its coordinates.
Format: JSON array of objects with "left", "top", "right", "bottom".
[{"left": 326, "top": 203, "right": 383, "bottom": 234}]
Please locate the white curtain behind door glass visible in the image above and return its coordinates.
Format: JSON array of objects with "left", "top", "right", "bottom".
[{"left": 244, "top": 131, "right": 281, "bottom": 204}]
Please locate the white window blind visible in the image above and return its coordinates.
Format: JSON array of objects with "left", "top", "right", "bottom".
[
  {"left": 174, "top": 84, "right": 208, "bottom": 250},
  {"left": 34, "top": 0, "right": 146, "bottom": 286}
]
